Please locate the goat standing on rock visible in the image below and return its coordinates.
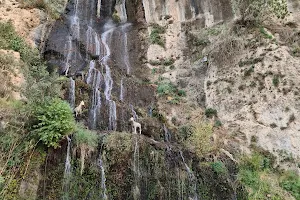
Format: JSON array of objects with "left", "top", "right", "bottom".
[
  {"left": 129, "top": 117, "right": 141, "bottom": 134},
  {"left": 74, "top": 101, "right": 85, "bottom": 117}
]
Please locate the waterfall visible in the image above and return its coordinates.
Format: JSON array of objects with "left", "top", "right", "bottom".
[
  {"left": 62, "top": 136, "right": 72, "bottom": 199},
  {"left": 119, "top": 0, "right": 128, "bottom": 23},
  {"left": 130, "top": 104, "right": 138, "bottom": 120},
  {"left": 120, "top": 78, "right": 124, "bottom": 101},
  {"left": 86, "top": 26, "right": 101, "bottom": 57},
  {"left": 97, "top": 0, "right": 101, "bottom": 18},
  {"left": 108, "top": 100, "right": 117, "bottom": 131},
  {"left": 71, "top": 0, "right": 80, "bottom": 39},
  {"left": 63, "top": 36, "right": 72, "bottom": 76},
  {"left": 179, "top": 151, "right": 198, "bottom": 200},
  {"left": 99, "top": 158, "right": 108, "bottom": 199},
  {"left": 101, "top": 26, "right": 115, "bottom": 101},
  {"left": 121, "top": 23, "right": 131, "bottom": 74},
  {"left": 86, "top": 60, "right": 95, "bottom": 84},
  {"left": 89, "top": 70, "right": 102, "bottom": 129},
  {"left": 69, "top": 78, "right": 75, "bottom": 109}
]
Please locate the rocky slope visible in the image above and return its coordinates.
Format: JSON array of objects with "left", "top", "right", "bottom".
[{"left": 143, "top": 0, "right": 300, "bottom": 172}]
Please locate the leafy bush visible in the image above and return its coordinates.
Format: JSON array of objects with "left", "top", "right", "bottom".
[
  {"left": 74, "top": 124, "right": 98, "bottom": 148},
  {"left": 185, "top": 122, "right": 214, "bottom": 157},
  {"left": 178, "top": 90, "right": 186, "bottom": 97},
  {"left": 211, "top": 161, "right": 227, "bottom": 175},
  {"left": 150, "top": 24, "right": 166, "bottom": 47},
  {"left": 205, "top": 108, "right": 217, "bottom": 118},
  {"left": 272, "top": 75, "right": 279, "bottom": 87},
  {"left": 214, "top": 120, "right": 222, "bottom": 127},
  {"left": 157, "top": 81, "right": 177, "bottom": 96},
  {"left": 31, "top": 98, "right": 75, "bottom": 148},
  {"left": 280, "top": 171, "right": 300, "bottom": 199}
]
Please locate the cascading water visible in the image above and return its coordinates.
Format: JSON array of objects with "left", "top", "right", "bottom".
[
  {"left": 96, "top": 0, "right": 102, "bottom": 18},
  {"left": 98, "top": 157, "right": 108, "bottom": 200},
  {"left": 89, "top": 70, "right": 102, "bottom": 129},
  {"left": 108, "top": 100, "right": 117, "bottom": 130},
  {"left": 63, "top": 36, "right": 72, "bottom": 76},
  {"left": 120, "top": 78, "right": 124, "bottom": 101},
  {"left": 130, "top": 104, "right": 138, "bottom": 120},
  {"left": 62, "top": 136, "right": 72, "bottom": 199},
  {"left": 69, "top": 78, "right": 75, "bottom": 109},
  {"left": 179, "top": 151, "right": 199, "bottom": 200},
  {"left": 121, "top": 23, "right": 131, "bottom": 74},
  {"left": 71, "top": 0, "right": 80, "bottom": 39}
]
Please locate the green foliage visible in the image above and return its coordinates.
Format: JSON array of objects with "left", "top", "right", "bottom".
[
  {"left": 178, "top": 90, "right": 186, "bottom": 97},
  {"left": 31, "top": 98, "right": 75, "bottom": 148},
  {"left": 205, "top": 108, "right": 217, "bottom": 118},
  {"left": 237, "top": 0, "right": 288, "bottom": 23},
  {"left": 157, "top": 81, "right": 177, "bottom": 96},
  {"left": 211, "top": 161, "right": 227, "bottom": 175},
  {"left": 150, "top": 24, "right": 166, "bottom": 47},
  {"left": 244, "top": 65, "right": 254, "bottom": 77},
  {"left": 74, "top": 124, "right": 98, "bottom": 148},
  {"left": 214, "top": 120, "right": 222, "bottom": 127},
  {"left": 273, "top": 75, "right": 280, "bottom": 87},
  {"left": 238, "top": 153, "right": 288, "bottom": 199},
  {"left": 163, "top": 58, "right": 175, "bottom": 66},
  {"left": 260, "top": 27, "right": 273, "bottom": 39},
  {"left": 185, "top": 122, "right": 214, "bottom": 157},
  {"left": 279, "top": 171, "right": 300, "bottom": 199}
]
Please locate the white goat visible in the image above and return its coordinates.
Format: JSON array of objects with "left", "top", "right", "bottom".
[
  {"left": 74, "top": 101, "right": 85, "bottom": 117},
  {"left": 129, "top": 117, "right": 141, "bottom": 134}
]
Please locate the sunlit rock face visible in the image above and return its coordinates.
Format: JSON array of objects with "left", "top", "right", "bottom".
[{"left": 142, "top": 0, "right": 234, "bottom": 27}]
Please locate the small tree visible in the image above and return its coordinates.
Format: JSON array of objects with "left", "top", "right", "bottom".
[
  {"left": 31, "top": 98, "right": 75, "bottom": 148},
  {"left": 185, "top": 122, "right": 214, "bottom": 157}
]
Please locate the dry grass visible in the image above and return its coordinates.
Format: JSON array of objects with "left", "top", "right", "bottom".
[
  {"left": 0, "top": 53, "right": 19, "bottom": 99},
  {"left": 208, "top": 28, "right": 245, "bottom": 67}
]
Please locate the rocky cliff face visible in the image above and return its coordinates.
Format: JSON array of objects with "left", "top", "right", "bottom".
[{"left": 142, "top": 0, "right": 300, "bottom": 172}]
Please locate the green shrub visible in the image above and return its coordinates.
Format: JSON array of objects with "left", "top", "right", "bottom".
[
  {"left": 178, "top": 90, "right": 186, "bottom": 97},
  {"left": 150, "top": 24, "right": 166, "bottom": 47},
  {"left": 205, "top": 108, "right": 217, "bottom": 118},
  {"left": 260, "top": 27, "right": 273, "bottom": 39},
  {"left": 74, "top": 124, "right": 98, "bottom": 148},
  {"left": 157, "top": 81, "right": 177, "bottom": 96},
  {"left": 280, "top": 171, "right": 300, "bottom": 199},
  {"left": 244, "top": 65, "right": 254, "bottom": 77},
  {"left": 211, "top": 161, "right": 227, "bottom": 175},
  {"left": 273, "top": 75, "right": 279, "bottom": 87},
  {"left": 185, "top": 122, "right": 214, "bottom": 157},
  {"left": 163, "top": 58, "right": 175, "bottom": 66},
  {"left": 214, "top": 120, "right": 222, "bottom": 127},
  {"left": 31, "top": 98, "right": 76, "bottom": 148}
]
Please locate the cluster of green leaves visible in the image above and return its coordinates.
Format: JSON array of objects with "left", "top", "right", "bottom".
[
  {"left": 238, "top": 0, "right": 288, "bottom": 23},
  {"left": 273, "top": 75, "right": 280, "bottom": 87},
  {"left": 74, "top": 124, "right": 98, "bottom": 148},
  {"left": 31, "top": 98, "right": 75, "bottom": 148},
  {"left": 150, "top": 24, "right": 166, "bottom": 47},
  {"left": 260, "top": 27, "right": 273, "bottom": 39},
  {"left": 279, "top": 171, "right": 300, "bottom": 199},
  {"left": 185, "top": 122, "right": 214, "bottom": 157},
  {"left": 205, "top": 108, "right": 217, "bottom": 118},
  {"left": 211, "top": 161, "right": 227, "bottom": 175},
  {"left": 238, "top": 153, "right": 299, "bottom": 199},
  {"left": 157, "top": 80, "right": 186, "bottom": 104}
]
